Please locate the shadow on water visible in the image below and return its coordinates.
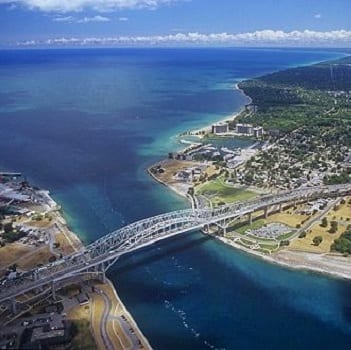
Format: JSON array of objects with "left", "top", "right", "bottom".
[{"left": 109, "top": 233, "right": 211, "bottom": 276}]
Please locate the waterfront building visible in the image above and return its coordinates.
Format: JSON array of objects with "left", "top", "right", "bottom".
[
  {"left": 236, "top": 123, "right": 253, "bottom": 135},
  {"left": 253, "top": 127, "right": 264, "bottom": 138},
  {"left": 212, "top": 122, "right": 229, "bottom": 134}
]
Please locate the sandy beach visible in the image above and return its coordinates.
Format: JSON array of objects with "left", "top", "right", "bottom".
[{"left": 215, "top": 235, "right": 351, "bottom": 281}]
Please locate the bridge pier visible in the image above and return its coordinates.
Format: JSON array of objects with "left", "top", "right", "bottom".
[
  {"left": 94, "top": 265, "right": 99, "bottom": 276},
  {"left": 248, "top": 213, "right": 253, "bottom": 226},
  {"left": 279, "top": 203, "right": 283, "bottom": 213},
  {"left": 51, "top": 281, "right": 56, "bottom": 301},
  {"left": 33, "top": 270, "right": 39, "bottom": 281},
  {"left": 264, "top": 206, "right": 269, "bottom": 219},
  {"left": 100, "top": 264, "right": 106, "bottom": 284},
  {"left": 11, "top": 298, "right": 17, "bottom": 315}
]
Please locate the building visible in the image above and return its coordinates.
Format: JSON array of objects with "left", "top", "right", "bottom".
[
  {"left": 212, "top": 122, "right": 229, "bottom": 134},
  {"left": 236, "top": 123, "right": 253, "bottom": 135},
  {"left": 253, "top": 127, "right": 263, "bottom": 138},
  {"left": 77, "top": 293, "right": 89, "bottom": 306}
]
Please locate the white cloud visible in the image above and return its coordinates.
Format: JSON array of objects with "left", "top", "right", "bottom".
[
  {"left": 53, "top": 16, "right": 75, "bottom": 22},
  {"left": 77, "top": 15, "right": 110, "bottom": 23},
  {"left": 52, "top": 15, "right": 110, "bottom": 23},
  {"left": 118, "top": 16, "right": 128, "bottom": 21},
  {"left": 314, "top": 13, "right": 322, "bottom": 19},
  {"left": 0, "top": 0, "right": 180, "bottom": 12},
  {"left": 16, "top": 30, "right": 351, "bottom": 47}
]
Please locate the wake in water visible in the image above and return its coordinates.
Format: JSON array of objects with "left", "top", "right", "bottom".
[{"left": 164, "top": 300, "right": 225, "bottom": 350}]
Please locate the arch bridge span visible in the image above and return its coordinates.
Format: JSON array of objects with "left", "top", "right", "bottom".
[{"left": 1, "top": 183, "right": 351, "bottom": 309}]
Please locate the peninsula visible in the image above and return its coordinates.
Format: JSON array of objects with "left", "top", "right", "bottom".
[
  {"left": 149, "top": 55, "right": 351, "bottom": 280},
  {"left": 0, "top": 175, "right": 150, "bottom": 350}
]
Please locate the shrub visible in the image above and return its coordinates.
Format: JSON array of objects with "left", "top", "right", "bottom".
[
  {"left": 298, "top": 231, "right": 307, "bottom": 238},
  {"left": 313, "top": 236, "right": 323, "bottom": 246},
  {"left": 320, "top": 217, "right": 328, "bottom": 228}
]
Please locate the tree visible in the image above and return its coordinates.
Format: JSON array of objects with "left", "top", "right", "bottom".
[
  {"left": 187, "top": 187, "right": 194, "bottom": 196},
  {"left": 280, "top": 240, "right": 290, "bottom": 247},
  {"left": 49, "top": 255, "right": 57, "bottom": 263},
  {"left": 299, "top": 231, "right": 307, "bottom": 238},
  {"left": 320, "top": 217, "right": 328, "bottom": 228},
  {"left": 329, "top": 221, "right": 338, "bottom": 234},
  {"left": 3, "top": 222, "right": 13, "bottom": 233},
  {"left": 313, "top": 236, "right": 323, "bottom": 246}
]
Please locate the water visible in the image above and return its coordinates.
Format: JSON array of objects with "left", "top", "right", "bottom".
[{"left": 0, "top": 48, "right": 350, "bottom": 349}]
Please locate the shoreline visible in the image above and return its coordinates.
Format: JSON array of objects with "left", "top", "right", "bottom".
[
  {"left": 147, "top": 77, "right": 351, "bottom": 283},
  {"left": 182, "top": 82, "right": 251, "bottom": 138},
  {"left": 44, "top": 191, "right": 152, "bottom": 350},
  {"left": 214, "top": 234, "right": 351, "bottom": 282}
]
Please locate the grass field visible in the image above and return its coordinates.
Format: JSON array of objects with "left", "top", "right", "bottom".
[
  {"left": 277, "top": 231, "right": 295, "bottom": 240},
  {"left": 0, "top": 243, "right": 32, "bottom": 270},
  {"left": 196, "top": 179, "right": 257, "bottom": 205},
  {"left": 289, "top": 198, "right": 351, "bottom": 253},
  {"left": 68, "top": 304, "right": 97, "bottom": 350},
  {"left": 266, "top": 211, "right": 309, "bottom": 228},
  {"left": 232, "top": 219, "right": 266, "bottom": 235}
]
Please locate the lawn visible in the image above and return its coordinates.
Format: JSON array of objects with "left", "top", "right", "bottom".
[
  {"left": 276, "top": 231, "right": 295, "bottom": 240},
  {"left": 196, "top": 180, "right": 257, "bottom": 205},
  {"left": 231, "top": 219, "right": 266, "bottom": 235}
]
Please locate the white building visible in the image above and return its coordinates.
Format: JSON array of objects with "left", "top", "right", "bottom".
[{"left": 212, "top": 122, "right": 229, "bottom": 134}]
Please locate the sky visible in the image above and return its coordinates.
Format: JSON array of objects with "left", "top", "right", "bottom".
[{"left": 0, "top": 0, "right": 351, "bottom": 47}]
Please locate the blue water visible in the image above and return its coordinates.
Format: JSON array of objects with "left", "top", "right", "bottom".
[{"left": 0, "top": 48, "right": 350, "bottom": 349}]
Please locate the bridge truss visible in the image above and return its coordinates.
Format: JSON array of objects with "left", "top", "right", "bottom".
[{"left": 1, "top": 183, "right": 350, "bottom": 310}]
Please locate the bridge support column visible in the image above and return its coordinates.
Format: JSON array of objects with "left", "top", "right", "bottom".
[
  {"left": 94, "top": 265, "right": 99, "bottom": 278},
  {"left": 223, "top": 226, "right": 227, "bottom": 236},
  {"left": 264, "top": 207, "right": 269, "bottom": 219},
  {"left": 100, "top": 264, "right": 106, "bottom": 284},
  {"left": 51, "top": 281, "right": 56, "bottom": 301},
  {"left": 279, "top": 203, "right": 283, "bottom": 213},
  {"left": 248, "top": 213, "right": 253, "bottom": 226},
  {"left": 11, "top": 298, "right": 17, "bottom": 315},
  {"left": 33, "top": 271, "right": 39, "bottom": 281}
]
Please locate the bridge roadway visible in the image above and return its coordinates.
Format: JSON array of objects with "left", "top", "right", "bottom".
[{"left": 1, "top": 183, "right": 351, "bottom": 306}]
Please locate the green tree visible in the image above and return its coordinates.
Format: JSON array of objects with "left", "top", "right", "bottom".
[
  {"left": 279, "top": 240, "right": 290, "bottom": 247},
  {"left": 298, "top": 231, "right": 307, "bottom": 238},
  {"left": 329, "top": 221, "right": 338, "bottom": 234},
  {"left": 320, "top": 217, "right": 328, "bottom": 228},
  {"left": 313, "top": 236, "right": 323, "bottom": 246}
]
